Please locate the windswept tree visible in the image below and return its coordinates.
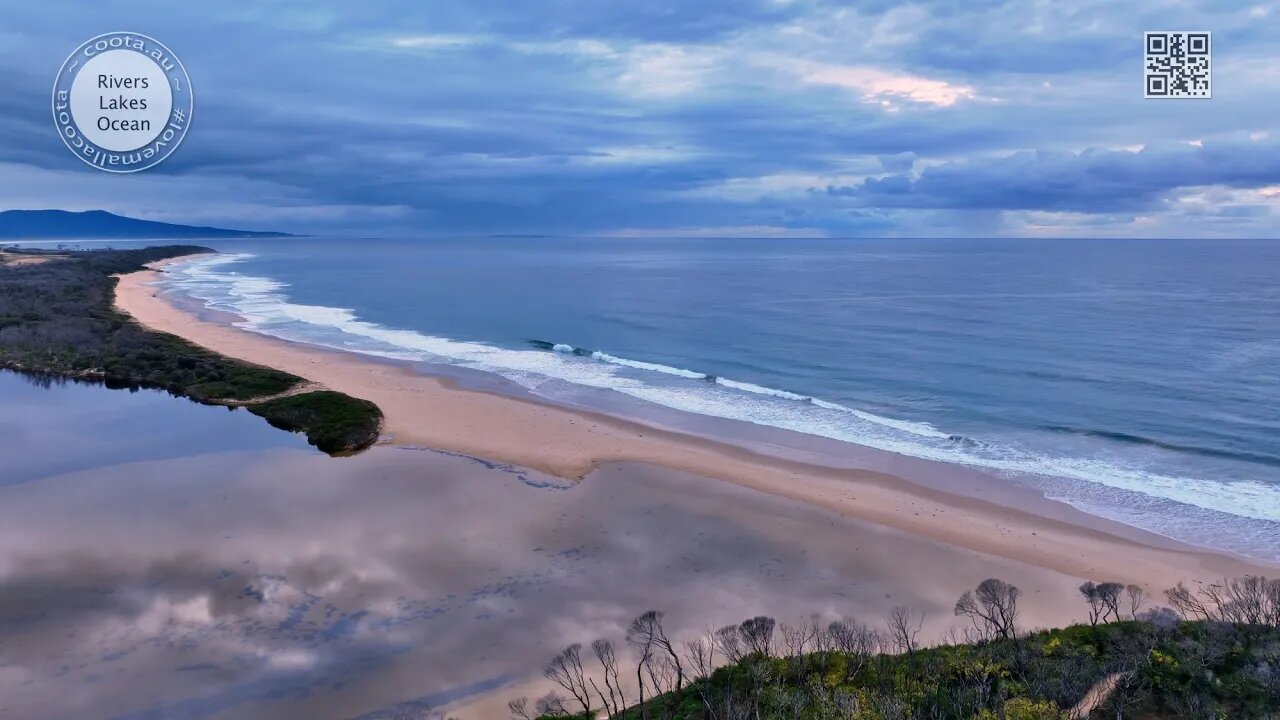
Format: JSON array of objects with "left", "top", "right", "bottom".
[
  {"left": 1125, "top": 584, "right": 1148, "bottom": 620},
  {"left": 1098, "top": 582, "right": 1125, "bottom": 622},
  {"left": 955, "top": 578, "right": 1021, "bottom": 640},
  {"left": 738, "top": 616, "right": 777, "bottom": 657},
  {"left": 626, "top": 619, "right": 656, "bottom": 719},
  {"left": 1209, "top": 576, "right": 1280, "bottom": 626},
  {"left": 682, "top": 632, "right": 716, "bottom": 680},
  {"left": 1166, "top": 582, "right": 1214, "bottom": 621},
  {"left": 1080, "top": 581, "right": 1106, "bottom": 627},
  {"left": 1167, "top": 575, "right": 1280, "bottom": 627},
  {"left": 713, "top": 624, "right": 745, "bottom": 663},
  {"left": 511, "top": 576, "right": 1280, "bottom": 720},
  {"left": 590, "top": 639, "right": 626, "bottom": 718},
  {"left": 627, "top": 610, "right": 685, "bottom": 719},
  {"left": 507, "top": 697, "right": 532, "bottom": 720},
  {"left": 885, "top": 606, "right": 923, "bottom": 655},
  {"left": 1079, "top": 581, "right": 1124, "bottom": 626},
  {"left": 543, "top": 644, "right": 593, "bottom": 719}
]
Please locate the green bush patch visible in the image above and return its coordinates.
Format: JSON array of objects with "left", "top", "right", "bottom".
[
  {"left": 248, "top": 391, "right": 383, "bottom": 455},
  {"left": 0, "top": 246, "right": 383, "bottom": 455}
]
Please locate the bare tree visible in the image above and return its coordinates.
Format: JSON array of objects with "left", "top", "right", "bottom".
[
  {"left": 627, "top": 609, "right": 686, "bottom": 720},
  {"left": 682, "top": 633, "right": 722, "bottom": 720},
  {"left": 808, "top": 614, "right": 834, "bottom": 656},
  {"left": 508, "top": 697, "right": 532, "bottom": 720},
  {"left": 827, "top": 618, "right": 879, "bottom": 679},
  {"left": 683, "top": 633, "right": 717, "bottom": 680},
  {"left": 1164, "top": 576, "right": 1280, "bottom": 627},
  {"left": 954, "top": 578, "right": 1021, "bottom": 640},
  {"left": 1166, "top": 582, "right": 1214, "bottom": 621},
  {"left": 1097, "top": 582, "right": 1125, "bottom": 622},
  {"left": 591, "top": 639, "right": 625, "bottom": 718},
  {"left": 628, "top": 611, "right": 685, "bottom": 692},
  {"left": 713, "top": 624, "right": 745, "bottom": 663},
  {"left": 1125, "top": 584, "right": 1148, "bottom": 620},
  {"left": 738, "top": 616, "right": 776, "bottom": 657},
  {"left": 885, "top": 605, "right": 923, "bottom": 655},
  {"left": 544, "top": 644, "right": 593, "bottom": 719},
  {"left": 627, "top": 617, "right": 656, "bottom": 720},
  {"left": 646, "top": 655, "right": 678, "bottom": 697},
  {"left": 1080, "top": 581, "right": 1107, "bottom": 627},
  {"left": 1205, "top": 576, "right": 1280, "bottom": 626},
  {"left": 536, "top": 692, "right": 570, "bottom": 718},
  {"left": 1079, "top": 581, "right": 1124, "bottom": 626},
  {"left": 780, "top": 621, "right": 815, "bottom": 659},
  {"left": 828, "top": 618, "right": 878, "bottom": 654}
]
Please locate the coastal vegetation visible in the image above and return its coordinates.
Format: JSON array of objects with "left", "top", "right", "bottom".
[
  {"left": 0, "top": 245, "right": 382, "bottom": 454},
  {"left": 512, "top": 575, "right": 1280, "bottom": 720}
]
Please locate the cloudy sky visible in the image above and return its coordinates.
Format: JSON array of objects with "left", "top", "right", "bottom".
[{"left": 2, "top": 1, "right": 1279, "bottom": 237}]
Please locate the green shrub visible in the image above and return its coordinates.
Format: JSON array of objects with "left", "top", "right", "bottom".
[{"left": 0, "top": 247, "right": 383, "bottom": 455}]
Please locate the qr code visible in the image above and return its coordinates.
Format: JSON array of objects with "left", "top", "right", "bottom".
[{"left": 1145, "top": 31, "right": 1211, "bottom": 99}]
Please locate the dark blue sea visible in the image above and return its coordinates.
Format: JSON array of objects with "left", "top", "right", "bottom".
[{"left": 132, "top": 236, "right": 1279, "bottom": 558}]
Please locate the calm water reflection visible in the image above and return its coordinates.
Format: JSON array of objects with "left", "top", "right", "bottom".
[
  {"left": 0, "top": 371, "right": 1082, "bottom": 719},
  {"left": 0, "top": 371, "right": 310, "bottom": 487}
]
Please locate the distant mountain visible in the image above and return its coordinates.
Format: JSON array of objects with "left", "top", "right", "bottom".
[{"left": 0, "top": 210, "right": 291, "bottom": 239}]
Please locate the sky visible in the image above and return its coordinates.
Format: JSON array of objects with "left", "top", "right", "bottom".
[{"left": 1, "top": 0, "right": 1278, "bottom": 238}]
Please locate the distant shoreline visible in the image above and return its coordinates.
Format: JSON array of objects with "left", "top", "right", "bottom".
[
  {"left": 0, "top": 209, "right": 290, "bottom": 239},
  {"left": 115, "top": 258, "right": 1278, "bottom": 595}
]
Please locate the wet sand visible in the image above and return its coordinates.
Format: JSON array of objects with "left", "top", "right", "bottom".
[
  {"left": 0, "top": 371, "right": 1095, "bottom": 717},
  {"left": 0, "top": 432, "right": 1125, "bottom": 720}
]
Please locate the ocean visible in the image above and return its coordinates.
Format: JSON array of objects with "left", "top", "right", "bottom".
[{"left": 144, "top": 236, "right": 1279, "bottom": 560}]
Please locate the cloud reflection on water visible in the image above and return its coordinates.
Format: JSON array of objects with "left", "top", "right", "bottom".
[{"left": 0, "top": 371, "right": 1081, "bottom": 719}]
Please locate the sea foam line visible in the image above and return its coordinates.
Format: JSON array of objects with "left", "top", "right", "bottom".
[
  {"left": 155, "top": 253, "right": 1280, "bottom": 526},
  {"left": 542, "top": 340, "right": 951, "bottom": 440}
]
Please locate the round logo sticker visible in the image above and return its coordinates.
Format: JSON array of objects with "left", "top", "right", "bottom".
[{"left": 52, "top": 32, "right": 193, "bottom": 173}]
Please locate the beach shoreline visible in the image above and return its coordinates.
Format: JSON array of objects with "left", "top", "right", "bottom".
[{"left": 115, "top": 261, "right": 1278, "bottom": 593}]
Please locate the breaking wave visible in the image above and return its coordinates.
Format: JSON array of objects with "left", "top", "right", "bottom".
[{"left": 156, "top": 253, "right": 1280, "bottom": 531}]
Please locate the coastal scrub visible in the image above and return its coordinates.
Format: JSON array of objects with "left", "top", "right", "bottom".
[{"left": 0, "top": 245, "right": 382, "bottom": 454}]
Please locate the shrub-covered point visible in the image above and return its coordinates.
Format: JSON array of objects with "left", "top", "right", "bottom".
[
  {"left": 515, "top": 576, "right": 1280, "bottom": 720},
  {"left": 0, "top": 246, "right": 382, "bottom": 454},
  {"left": 249, "top": 391, "right": 384, "bottom": 455}
]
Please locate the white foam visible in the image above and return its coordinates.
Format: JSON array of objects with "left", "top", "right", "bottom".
[
  {"left": 714, "top": 377, "right": 809, "bottom": 400},
  {"left": 590, "top": 351, "right": 707, "bottom": 379},
  {"left": 156, "top": 254, "right": 1280, "bottom": 526},
  {"left": 811, "top": 399, "right": 951, "bottom": 439}
]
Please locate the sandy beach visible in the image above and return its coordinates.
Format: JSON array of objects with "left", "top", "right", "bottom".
[
  {"left": 0, "top": 259, "right": 1267, "bottom": 720},
  {"left": 115, "top": 262, "right": 1275, "bottom": 592}
]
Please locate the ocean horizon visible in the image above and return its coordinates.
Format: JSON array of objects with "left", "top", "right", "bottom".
[{"left": 131, "top": 235, "right": 1280, "bottom": 562}]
